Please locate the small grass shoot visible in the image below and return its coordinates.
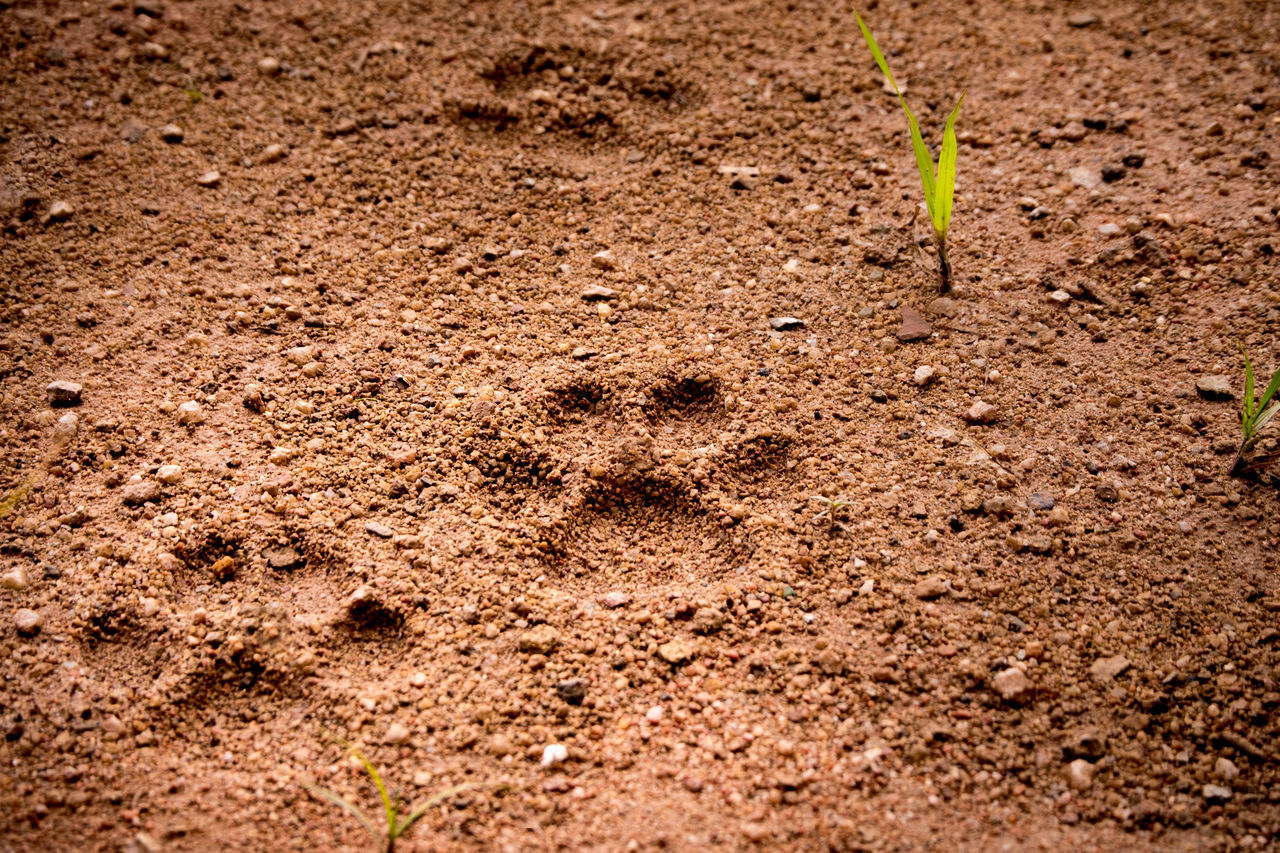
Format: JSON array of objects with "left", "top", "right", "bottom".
[
  {"left": 853, "top": 8, "right": 965, "bottom": 292},
  {"left": 810, "top": 495, "right": 854, "bottom": 532},
  {"left": 302, "top": 741, "right": 498, "bottom": 853},
  {"left": 1232, "top": 347, "right": 1280, "bottom": 477}
]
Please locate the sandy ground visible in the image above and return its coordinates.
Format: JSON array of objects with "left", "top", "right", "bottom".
[{"left": 1, "top": 0, "right": 1279, "bottom": 849}]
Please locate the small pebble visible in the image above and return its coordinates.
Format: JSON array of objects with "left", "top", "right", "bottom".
[
  {"left": 965, "top": 400, "right": 999, "bottom": 424},
  {"left": 258, "top": 56, "right": 281, "bottom": 75},
  {"left": 896, "top": 305, "right": 931, "bottom": 342},
  {"left": 1202, "top": 784, "right": 1232, "bottom": 804},
  {"left": 913, "top": 365, "right": 936, "bottom": 386},
  {"left": 540, "top": 743, "right": 568, "bottom": 767},
  {"left": 46, "top": 381, "right": 83, "bottom": 407},
  {"left": 47, "top": 200, "right": 74, "bottom": 221},
  {"left": 1066, "top": 759, "right": 1096, "bottom": 791},
  {"left": 1, "top": 568, "right": 30, "bottom": 591},
  {"left": 13, "top": 608, "right": 42, "bottom": 636},
  {"left": 160, "top": 124, "right": 184, "bottom": 143},
  {"left": 602, "top": 591, "right": 632, "bottom": 609},
  {"left": 155, "top": 465, "right": 182, "bottom": 485},
  {"left": 260, "top": 144, "right": 287, "bottom": 164},
  {"left": 1195, "top": 375, "right": 1233, "bottom": 400},
  {"left": 769, "top": 316, "right": 805, "bottom": 331},
  {"left": 176, "top": 400, "right": 205, "bottom": 424},
  {"left": 196, "top": 170, "right": 221, "bottom": 188},
  {"left": 384, "top": 723, "right": 410, "bottom": 745},
  {"left": 365, "top": 522, "right": 393, "bottom": 539},
  {"left": 992, "top": 667, "right": 1033, "bottom": 702}
]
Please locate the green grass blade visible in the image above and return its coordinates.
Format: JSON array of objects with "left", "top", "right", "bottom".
[
  {"left": 393, "top": 783, "right": 489, "bottom": 838},
  {"left": 347, "top": 745, "right": 397, "bottom": 837},
  {"left": 853, "top": 8, "right": 902, "bottom": 96},
  {"left": 905, "top": 111, "right": 937, "bottom": 219},
  {"left": 302, "top": 783, "right": 382, "bottom": 845},
  {"left": 1256, "top": 401, "right": 1280, "bottom": 434},
  {"left": 1257, "top": 366, "right": 1280, "bottom": 413},
  {"left": 1243, "top": 349, "right": 1256, "bottom": 420},
  {"left": 935, "top": 93, "right": 965, "bottom": 236},
  {"left": 853, "top": 8, "right": 937, "bottom": 221}
]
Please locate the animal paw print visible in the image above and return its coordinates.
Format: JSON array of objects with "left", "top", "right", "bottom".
[
  {"left": 73, "top": 522, "right": 410, "bottom": 736},
  {"left": 511, "top": 365, "right": 792, "bottom": 582}
]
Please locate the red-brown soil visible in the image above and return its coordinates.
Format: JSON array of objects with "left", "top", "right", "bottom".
[{"left": 1, "top": 0, "right": 1278, "bottom": 850}]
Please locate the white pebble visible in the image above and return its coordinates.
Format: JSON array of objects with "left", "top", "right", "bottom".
[
  {"left": 156, "top": 464, "right": 182, "bottom": 484},
  {"left": 177, "top": 400, "right": 205, "bottom": 424},
  {"left": 540, "top": 743, "right": 568, "bottom": 767}
]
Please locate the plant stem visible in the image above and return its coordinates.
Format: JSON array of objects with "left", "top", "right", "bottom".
[{"left": 935, "top": 233, "right": 951, "bottom": 293}]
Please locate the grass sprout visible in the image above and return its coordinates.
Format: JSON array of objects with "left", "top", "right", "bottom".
[
  {"left": 810, "top": 495, "right": 854, "bottom": 532},
  {"left": 854, "top": 8, "right": 965, "bottom": 292},
  {"left": 302, "top": 741, "right": 501, "bottom": 853},
  {"left": 1232, "top": 347, "right": 1280, "bottom": 476}
]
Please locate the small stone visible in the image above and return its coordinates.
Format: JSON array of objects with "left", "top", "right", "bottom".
[
  {"left": 519, "top": 624, "right": 560, "bottom": 655},
  {"left": 913, "top": 365, "right": 937, "bottom": 386},
  {"left": 365, "top": 521, "right": 393, "bottom": 539},
  {"left": 1089, "top": 655, "right": 1130, "bottom": 683},
  {"left": 46, "top": 381, "right": 83, "bottom": 407},
  {"left": 1064, "top": 730, "right": 1107, "bottom": 761},
  {"left": 384, "top": 723, "right": 410, "bottom": 745},
  {"left": 555, "top": 679, "right": 586, "bottom": 706},
  {"left": 992, "top": 667, "right": 1033, "bottom": 703},
  {"left": 155, "top": 465, "right": 182, "bottom": 485},
  {"left": 815, "top": 648, "right": 844, "bottom": 675},
  {"left": 645, "top": 705, "right": 664, "bottom": 723},
  {"left": 285, "top": 345, "right": 313, "bottom": 366},
  {"left": 914, "top": 577, "right": 949, "bottom": 600},
  {"left": 1065, "top": 759, "right": 1096, "bottom": 791},
  {"left": 47, "top": 200, "right": 74, "bottom": 221},
  {"left": 176, "top": 400, "right": 205, "bottom": 424},
  {"left": 263, "top": 544, "right": 304, "bottom": 570},
  {"left": 602, "top": 591, "right": 631, "bottom": 609},
  {"left": 13, "top": 608, "right": 42, "bottom": 635},
  {"left": 1202, "top": 784, "right": 1232, "bottom": 804},
  {"left": 692, "top": 607, "right": 726, "bottom": 634},
  {"left": 657, "top": 637, "right": 696, "bottom": 665},
  {"left": 769, "top": 316, "right": 805, "bottom": 331},
  {"left": 1214, "top": 757, "right": 1239, "bottom": 781},
  {"left": 1, "top": 568, "right": 30, "bottom": 591},
  {"left": 1101, "top": 163, "right": 1126, "bottom": 183},
  {"left": 1098, "top": 222, "right": 1121, "bottom": 237},
  {"left": 681, "top": 775, "right": 704, "bottom": 793},
  {"left": 260, "top": 144, "right": 287, "bottom": 164},
  {"left": 121, "top": 480, "right": 162, "bottom": 506},
  {"left": 965, "top": 400, "right": 999, "bottom": 424},
  {"left": 590, "top": 250, "right": 617, "bottom": 271},
  {"left": 1027, "top": 493, "right": 1055, "bottom": 510},
  {"left": 896, "top": 305, "right": 931, "bottom": 341},
  {"left": 1195, "top": 375, "right": 1233, "bottom": 400},
  {"left": 159, "top": 124, "right": 184, "bottom": 143},
  {"left": 581, "top": 284, "right": 617, "bottom": 301},
  {"left": 258, "top": 56, "right": 281, "bottom": 75},
  {"left": 120, "top": 120, "right": 146, "bottom": 142},
  {"left": 540, "top": 743, "right": 568, "bottom": 767},
  {"left": 1049, "top": 289, "right": 1072, "bottom": 304},
  {"left": 196, "top": 170, "right": 221, "bottom": 188},
  {"left": 1068, "top": 12, "right": 1100, "bottom": 27},
  {"left": 1068, "top": 166, "right": 1100, "bottom": 189}
]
